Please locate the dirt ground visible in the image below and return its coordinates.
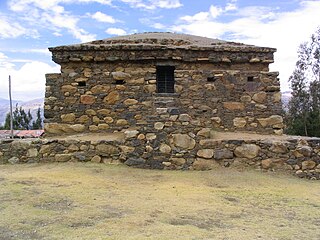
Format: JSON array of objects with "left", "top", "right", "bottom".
[{"left": 0, "top": 163, "right": 319, "bottom": 240}]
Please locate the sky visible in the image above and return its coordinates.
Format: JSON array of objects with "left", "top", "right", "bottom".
[{"left": 0, "top": 0, "right": 320, "bottom": 101}]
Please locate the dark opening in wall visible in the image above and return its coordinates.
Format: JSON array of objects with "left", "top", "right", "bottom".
[
  {"left": 113, "top": 80, "right": 125, "bottom": 85},
  {"left": 156, "top": 66, "right": 175, "bottom": 93},
  {"left": 207, "top": 76, "right": 217, "bottom": 82},
  {"left": 78, "top": 81, "right": 86, "bottom": 87},
  {"left": 247, "top": 76, "right": 254, "bottom": 82}
]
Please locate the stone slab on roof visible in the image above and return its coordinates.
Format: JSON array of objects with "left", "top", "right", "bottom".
[{"left": 50, "top": 32, "right": 276, "bottom": 52}]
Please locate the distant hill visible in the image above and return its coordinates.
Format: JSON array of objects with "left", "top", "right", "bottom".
[{"left": 0, "top": 98, "right": 44, "bottom": 125}]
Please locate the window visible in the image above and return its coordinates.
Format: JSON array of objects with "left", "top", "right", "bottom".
[
  {"left": 247, "top": 76, "right": 254, "bottom": 82},
  {"left": 78, "top": 81, "right": 86, "bottom": 86},
  {"left": 156, "top": 66, "right": 175, "bottom": 93}
]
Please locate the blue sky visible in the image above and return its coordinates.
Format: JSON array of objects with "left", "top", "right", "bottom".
[{"left": 0, "top": 0, "right": 320, "bottom": 101}]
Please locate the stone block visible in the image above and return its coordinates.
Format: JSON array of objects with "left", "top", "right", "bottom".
[
  {"left": 234, "top": 144, "right": 260, "bottom": 159},
  {"left": 223, "top": 102, "right": 245, "bottom": 111},
  {"left": 197, "top": 149, "right": 214, "bottom": 159},
  {"left": 103, "top": 91, "right": 120, "bottom": 105},
  {"left": 171, "top": 134, "right": 196, "bottom": 150}
]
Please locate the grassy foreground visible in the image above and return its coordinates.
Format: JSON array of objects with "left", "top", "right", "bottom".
[{"left": 0, "top": 163, "right": 319, "bottom": 240}]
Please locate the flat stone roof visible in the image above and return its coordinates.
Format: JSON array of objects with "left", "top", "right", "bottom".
[{"left": 50, "top": 32, "right": 276, "bottom": 52}]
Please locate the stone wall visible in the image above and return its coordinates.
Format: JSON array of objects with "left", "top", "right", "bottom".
[
  {"left": 44, "top": 61, "right": 283, "bottom": 136},
  {"left": 1, "top": 137, "right": 319, "bottom": 180}
]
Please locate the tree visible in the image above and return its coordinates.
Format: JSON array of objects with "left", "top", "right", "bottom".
[
  {"left": 287, "top": 27, "right": 320, "bottom": 137},
  {"left": 32, "top": 108, "right": 43, "bottom": 130},
  {"left": 2, "top": 104, "right": 33, "bottom": 130}
]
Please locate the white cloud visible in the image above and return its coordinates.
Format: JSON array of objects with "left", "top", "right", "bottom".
[
  {"left": 0, "top": 16, "right": 38, "bottom": 39},
  {"left": 92, "top": 11, "right": 116, "bottom": 23},
  {"left": 0, "top": 52, "right": 60, "bottom": 100},
  {"left": 172, "top": 1, "right": 320, "bottom": 92},
  {"left": 105, "top": 27, "right": 127, "bottom": 36},
  {"left": 120, "top": 0, "right": 182, "bottom": 10},
  {"left": 8, "top": 0, "right": 97, "bottom": 42}
]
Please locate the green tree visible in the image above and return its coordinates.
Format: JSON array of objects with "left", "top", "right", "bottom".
[
  {"left": 287, "top": 27, "right": 320, "bottom": 137},
  {"left": 32, "top": 108, "right": 43, "bottom": 129},
  {"left": 2, "top": 104, "right": 33, "bottom": 130}
]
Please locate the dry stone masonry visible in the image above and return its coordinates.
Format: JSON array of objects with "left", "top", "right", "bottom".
[
  {"left": 4, "top": 32, "right": 319, "bottom": 180},
  {"left": 44, "top": 32, "right": 283, "bottom": 136}
]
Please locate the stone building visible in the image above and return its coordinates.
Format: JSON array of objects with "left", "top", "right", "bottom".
[{"left": 45, "top": 32, "right": 283, "bottom": 137}]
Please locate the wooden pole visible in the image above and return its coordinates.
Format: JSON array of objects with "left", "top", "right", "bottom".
[{"left": 9, "top": 75, "right": 13, "bottom": 138}]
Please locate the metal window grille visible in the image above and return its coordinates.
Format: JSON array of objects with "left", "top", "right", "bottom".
[{"left": 156, "top": 66, "right": 175, "bottom": 93}]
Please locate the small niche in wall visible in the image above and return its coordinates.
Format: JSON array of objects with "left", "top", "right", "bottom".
[
  {"left": 247, "top": 76, "right": 254, "bottom": 82},
  {"left": 207, "top": 76, "right": 217, "bottom": 82},
  {"left": 78, "top": 81, "right": 86, "bottom": 87},
  {"left": 113, "top": 79, "right": 125, "bottom": 85}
]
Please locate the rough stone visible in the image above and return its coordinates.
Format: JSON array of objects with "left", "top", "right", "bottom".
[
  {"left": 302, "top": 160, "right": 316, "bottom": 170},
  {"left": 214, "top": 149, "right": 233, "bottom": 160},
  {"left": 103, "top": 91, "right": 120, "bottom": 105},
  {"left": 159, "top": 143, "right": 172, "bottom": 154},
  {"left": 125, "top": 158, "right": 146, "bottom": 166},
  {"left": 91, "top": 155, "right": 102, "bottom": 163},
  {"left": 234, "top": 144, "right": 260, "bottom": 159},
  {"left": 233, "top": 117, "right": 246, "bottom": 128},
  {"left": 197, "top": 149, "right": 214, "bottom": 159},
  {"left": 258, "top": 115, "right": 283, "bottom": 127},
  {"left": 171, "top": 134, "right": 196, "bottom": 150},
  {"left": 111, "top": 71, "right": 131, "bottom": 80},
  {"left": 154, "top": 122, "right": 165, "bottom": 130},
  {"left": 192, "top": 159, "right": 218, "bottom": 170},
  {"left": 197, "top": 128, "right": 214, "bottom": 138},
  {"left": 178, "top": 114, "right": 192, "bottom": 122},
  {"left": 124, "top": 99, "right": 138, "bottom": 106},
  {"left": 270, "top": 141, "right": 288, "bottom": 153},
  {"left": 223, "top": 102, "right": 245, "bottom": 111},
  {"left": 27, "top": 148, "right": 38, "bottom": 158},
  {"left": 91, "top": 85, "right": 110, "bottom": 94},
  {"left": 55, "top": 154, "right": 72, "bottom": 162},
  {"left": 8, "top": 157, "right": 19, "bottom": 164},
  {"left": 261, "top": 159, "right": 273, "bottom": 169},
  {"left": 96, "top": 144, "right": 119, "bottom": 156},
  {"left": 252, "top": 92, "right": 267, "bottom": 103},
  {"left": 61, "top": 113, "right": 76, "bottom": 123},
  {"left": 116, "top": 119, "right": 128, "bottom": 126},
  {"left": 80, "top": 95, "right": 96, "bottom": 104}
]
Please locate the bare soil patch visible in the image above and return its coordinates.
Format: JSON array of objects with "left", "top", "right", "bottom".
[{"left": 0, "top": 163, "right": 319, "bottom": 240}]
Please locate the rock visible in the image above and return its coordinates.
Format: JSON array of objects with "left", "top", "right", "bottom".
[
  {"left": 98, "top": 124, "right": 109, "bottom": 130},
  {"left": 178, "top": 114, "right": 192, "bottom": 122},
  {"left": 89, "top": 125, "right": 99, "bottom": 132},
  {"left": 295, "top": 170, "right": 306, "bottom": 178},
  {"left": 27, "top": 148, "right": 38, "bottom": 158},
  {"left": 61, "top": 85, "right": 77, "bottom": 93},
  {"left": 211, "top": 117, "right": 221, "bottom": 124},
  {"left": 143, "top": 85, "right": 156, "bottom": 93},
  {"left": 273, "top": 92, "right": 281, "bottom": 103},
  {"left": 8, "top": 157, "right": 19, "bottom": 164},
  {"left": 92, "top": 116, "right": 100, "bottom": 124},
  {"left": 104, "top": 117, "right": 114, "bottom": 123},
  {"left": 240, "top": 95, "right": 251, "bottom": 102},
  {"left": 91, "top": 155, "right": 101, "bottom": 163},
  {"left": 68, "top": 144, "right": 79, "bottom": 151},
  {"left": 70, "top": 124, "right": 85, "bottom": 132},
  {"left": 171, "top": 134, "right": 196, "bottom": 150},
  {"left": 116, "top": 119, "right": 128, "bottom": 126},
  {"left": 159, "top": 143, "right": 171, "bottom": 154},
  {"left": 197, "top": 128, "right": 215, "bottom": 138},
  {"left": 154, "top": 122, "right": 165, "bottom": 130},
  {"left": 125, "top": 158, "right": 146, "bottom": 166},
  {"left": 124, "top": 129, "right": 139, "bottom": 139},
  {"left": 233, "top": 117, "right": 246, "bottom": 128},
  {"left": 96, "top": 144, "right": 119, "bottom": 156},
  {"left": 261, "top": 159, "right": 272, "bottom": 169},
  {"left": 252, "top": 92, "right": 267, "bottom": 103},
  {"left": 120, "top": 146, "right": 135, "bottom": 153},
  {"left": 91, "top": 85, "right": 110, "bottom": 94},
  {"left": 302, "top": 160, "right": 316, "bottom": 170},
  {"left": 192, "top": 159, "right": 218, "bottom": 170},
  {"left": 55, "top": 154, "right": 72, "bottom": 162},
  {"left": 214, "top": 149, "right": 233, "bottom": 160},
  {"left": 137, "top": 134, "right": 146, "bottom": 140},
  {"left": 111, "top": 71, "right": 131, "bottom": 80},
  {"left": 61, "top": 113, "right": 76, "bottom": 123},
  {"left": 234, "top": 144, "right": 260, "bottom": 159},
  {"left": 103, "top": 91, "right": 120, "bottom": 105},
  {"left": 296, "top": 145, "right": 313, "bottom": 157},
  {"left": 257, "top": 115, "right": 283, "bottom": 127},
  {"left": 86, "top": 109, "right": 97, "bottom": 116},
  {"left": 80, "top": 95, "right": 96, "bottom": 104},
  {"left": 197, "top": 149, "right": 214, "bottom": 159},
  {"left": 97, "top": 109, "right": 111, "bottom": 115},
  {"left": 78, "top": 115, "right": 90, "bottom": 123},
  {"left": 146, "top": 133, "right": 156, "bottom": 141},
  {"left": 124, "top": 99, "right": 138, "bottom": 105},
  {"left": 223, "top": 102, "right": 245, "bottom": 111},
  {"left": 170, "top": 158, "right": 186, "bottom": 166},
  {"left": 269, "top": 141, "right": 288, "bottom": 153}
]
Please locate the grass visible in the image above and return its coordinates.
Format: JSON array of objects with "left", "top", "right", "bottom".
[{"left": 0, "top": 163, "right": 319, "bottom": 240}]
